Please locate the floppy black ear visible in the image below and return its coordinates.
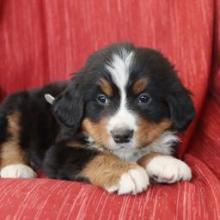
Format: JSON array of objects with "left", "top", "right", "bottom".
[
  {"left": 52, "top": 78, "right": 84, "bottom": 131},
  {"left": 167, "top": 87, "right": 195, "bottom": 132}
]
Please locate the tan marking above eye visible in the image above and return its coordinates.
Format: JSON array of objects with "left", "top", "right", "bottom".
[
  {"left": 98, "top": 79, "right": 113, "bottom": 96},
  {"left": 132, "top": 78, "right": 148, "bottom": 94}
]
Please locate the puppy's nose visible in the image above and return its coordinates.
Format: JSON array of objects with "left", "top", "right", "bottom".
[{"left": 111, "top": 129, "right": 134, "bottom": 143}]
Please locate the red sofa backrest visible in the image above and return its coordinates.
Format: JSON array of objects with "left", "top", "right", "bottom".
[{"left": 0, "top": 0, "right": 214, "bottom": 155}]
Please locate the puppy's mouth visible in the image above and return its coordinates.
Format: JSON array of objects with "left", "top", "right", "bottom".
[{"left": 107, "top": 137, "right": 136, "bottom": 151}]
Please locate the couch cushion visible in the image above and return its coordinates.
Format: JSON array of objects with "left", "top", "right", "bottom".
[{"left": 0, "top": 155, "right": 219, "bottom": 219}]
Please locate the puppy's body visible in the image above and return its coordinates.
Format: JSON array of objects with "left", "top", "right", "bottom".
[
  {"left": 0, "top": 43, "right": 195, "bottom": 194},
  {"left": 0, "top": 82, "right": 67, "bottom": 168}
]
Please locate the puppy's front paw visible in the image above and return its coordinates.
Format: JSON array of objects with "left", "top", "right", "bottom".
[
  {"left": 105, "top": 167, "right": 149, "bottom": 195},
  {"left": 146, "top": 156, "right": 192, "bottom": 183},
  {"left": 0, "top": 164, "right": 36, "bottom": 178}
]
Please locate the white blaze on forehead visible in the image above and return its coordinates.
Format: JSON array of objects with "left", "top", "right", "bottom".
[
  {"left": 105, "top": 49, "right": 137, "bottom": 139},
  {"left": 106, "top": 49, "right": 134, "bottom": 89}
]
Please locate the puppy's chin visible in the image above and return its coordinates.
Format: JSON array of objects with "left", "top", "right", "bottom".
[{"left": 105, "top": 138, "right": 136, "bottom": 151}]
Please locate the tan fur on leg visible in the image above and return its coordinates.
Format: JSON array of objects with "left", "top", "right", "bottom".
[
  {"left": 81, "top": 153, "right": 149, "bottom": 194},
  {"left": 0, "top": 113, "right": 36, "bottom": 178},
  {"left": 0, "top": 113, "right": 27, "bottom": 168}
]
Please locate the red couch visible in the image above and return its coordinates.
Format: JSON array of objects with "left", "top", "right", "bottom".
[{"left": 1, "top": 0, "right": 220, "bottom": 219}]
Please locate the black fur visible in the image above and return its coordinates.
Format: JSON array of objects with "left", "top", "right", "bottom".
[
  {"left": 53, "top": 74, "right": 84, "bottom": 130},
  {"left": 0, "top": 82, "right": 67, "bottom": 169},
  {"left": 43, "top": 142, "right": 99, "bottom": 181},
  {"left": 0, "top": 109, "right": 7, "bottom": 142}
]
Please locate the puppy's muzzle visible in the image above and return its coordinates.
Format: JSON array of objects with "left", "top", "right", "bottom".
[{"left": 111, "top": 128, "right": 134, "bottom": 143}]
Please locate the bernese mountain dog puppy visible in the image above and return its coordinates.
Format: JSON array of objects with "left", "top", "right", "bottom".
[{"left": 0, "top": 43, "right": 195, "bottom": 195}]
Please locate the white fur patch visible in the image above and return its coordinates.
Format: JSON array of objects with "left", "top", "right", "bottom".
[
  {"left": 112, "top": 131, "right": 179, "bottom": 161},
  {"left": 106, "top": 167, "right": 149, "bottom": 195},
  {"left": 106, "top": 49, "right": 137, "bottom": 148},
  {"left": 0, "top": 164, "right": 36, "bottom": 178},
  {"left": 44, "top": 93, "right": 55, "bottom": 104},
  {"left": 106, "top": 49, "right": 134, "bottom": 89},
  {"left": 146, "top": 155, "right": 192, "bottom": 183}
]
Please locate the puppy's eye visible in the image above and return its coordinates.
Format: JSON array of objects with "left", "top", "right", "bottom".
[
  {"left": 97, "top": 94, "right": 109, "bottom": 105},
  {"left": 138, "top": 93, "right": 151, "bottom": 105}
]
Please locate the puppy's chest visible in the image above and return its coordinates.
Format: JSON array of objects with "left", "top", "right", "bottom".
[
  {"left": 111, "top": 147, "right": 152, "bottom": 161},
  {"left": 111, "top": 141, "right": 175, "bottom": 161}
]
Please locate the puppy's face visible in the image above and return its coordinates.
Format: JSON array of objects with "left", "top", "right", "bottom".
[{"left": 53, "top": 43, "right": 195, "bottom": 151}]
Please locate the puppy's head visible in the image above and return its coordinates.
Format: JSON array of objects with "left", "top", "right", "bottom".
[{"left": 53, "top": 43, "right": 195, "bottom": 150}]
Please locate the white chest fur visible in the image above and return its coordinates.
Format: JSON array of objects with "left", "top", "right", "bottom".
[{"left": 111, "top": 131, "right": 179, "bottom": 161}]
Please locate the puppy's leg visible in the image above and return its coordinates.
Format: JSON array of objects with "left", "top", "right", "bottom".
[
  {"left": 137, "top": 153, "right": 192, "bottom": 183},
  {"left": 44, "top": 143, "right": 149, "bottom": 195},
  {"left": 0, "top": 113, "right": 36, "bottom": 178}
]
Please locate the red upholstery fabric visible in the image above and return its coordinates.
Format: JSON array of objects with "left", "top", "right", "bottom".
[{"left": 0, "top": 0, "right": 220, "bottom": 219}]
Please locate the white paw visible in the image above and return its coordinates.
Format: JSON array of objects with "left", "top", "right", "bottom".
[
  {"left": 106, "top": 167, "right": 149, "bottom": 195},
  {"left": 146, "top": 156, "right": 192, "bottom": 183},
  {"left": 0, "top": 164, "right": 36, "bottom": 178}
]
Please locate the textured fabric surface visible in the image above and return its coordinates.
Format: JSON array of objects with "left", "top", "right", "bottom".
[
  {"left": 0, "top": 156, "right": 220, "bottom": 220},
  {"left": 0, "top": 0, "right": 220, "bottom": 219}
]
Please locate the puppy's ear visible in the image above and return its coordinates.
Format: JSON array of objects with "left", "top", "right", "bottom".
[
  {"left": 52, "top": 78, "right": 84, "bottom": 131},
  {"left": 167, "top": 85, "right": 195, "bottom": 132}
]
